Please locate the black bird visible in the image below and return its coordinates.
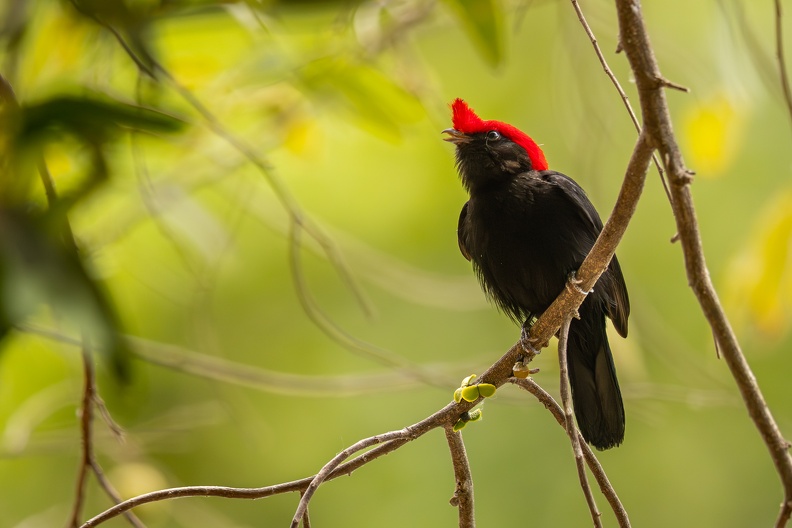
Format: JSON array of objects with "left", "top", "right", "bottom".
[{"left": 443, "top": 99, "right": 630, "bottom": 450}]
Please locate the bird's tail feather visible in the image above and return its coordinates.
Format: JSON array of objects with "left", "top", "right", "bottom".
[{"left": 566, "top": 310, "right": 625, "bottom": 450}]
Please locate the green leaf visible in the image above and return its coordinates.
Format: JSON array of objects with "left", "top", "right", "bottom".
[
  {"left": 17, "top": 95, "right": 184, "bottom": 145},
  {"left": 442, "top": 0, "right": 503, "bottom": 66},
  {"left": 460, "top": 373, "right": 477, "bottom": 387},
  {"left": 297, "top": 57, "right": 425, "bottom": 141},
  {"left": 0, "top": 209, "right": 130, "bottom": 379},
  {"left": 460, "top": 385, "right": 480, "bottom": 402},
  {"left": 478, "top": 383, "right": 496, "bottom": 398}
]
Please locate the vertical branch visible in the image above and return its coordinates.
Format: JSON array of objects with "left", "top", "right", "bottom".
[
  {"left": 67, "top": 342, "right": 95, "bottom": 528},
  {"left": 26, "top": 89, "right": 144, "bottom": 528},
  {"left": 444, "top": 426, "right": 475, "bottom": 528},
  {"left": 557, "top": 316, "right": 602, "bottom": 528},
  {"left": 614, "top": 0, "right": 792, "bottom": 526}
]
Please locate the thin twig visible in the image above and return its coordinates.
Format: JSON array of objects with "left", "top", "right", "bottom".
[
  {"left": 510, "top": 377, "right": 630, "bottom": 528},
  {"left": 290, "top": 429, "right": 410, "bottom": 527},
  {"left": 67, "top": 6, "right": 405, "bottom": 377},
  {"left": 444, "top": 426, "right": 475, "bottom": 528},
  {"left": 79, "top": 435, "right": 410, "bottom": 527},
  {"left": 557, "top": 316, "right": 602, "bottom": 528},
  {"left": 569, "top": 0, "right": 674, "bottom": 207},
  {"left": 775, "top": 0, "right": 792, "bottom": 131},
  {"left": 614, "top": 0, "right": 792, "bottom": 526},
  {"left": 67, "top": 342, "right": 95, "bottom": 528}
]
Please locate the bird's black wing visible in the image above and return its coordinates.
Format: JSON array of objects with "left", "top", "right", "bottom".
[
  {"left": 543, "top": 171, "right": 630, "bottom": 336},
  {"left": 457, "top": 201, "right": 472, "bottom": 261}
]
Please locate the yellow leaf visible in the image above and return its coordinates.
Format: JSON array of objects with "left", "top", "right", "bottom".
[
  {"left": 724, "top": 190, "right": 792, "bottom": 340},
  {"left": 682, "top": 93, "right": 745, "bottom": 176}
]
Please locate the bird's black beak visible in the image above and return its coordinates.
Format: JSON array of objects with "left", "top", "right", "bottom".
[{"left": 442, "top": 128, "right": 471, "bottom": 145}]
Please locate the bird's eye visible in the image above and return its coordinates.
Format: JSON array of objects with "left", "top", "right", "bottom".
[{"left": 486, "top": 130, "right": 501, "bottom": 141}]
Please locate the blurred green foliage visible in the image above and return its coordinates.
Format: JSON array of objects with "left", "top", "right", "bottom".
[{"left": 1, "top": 0, "right": 791, "bottom": 527}]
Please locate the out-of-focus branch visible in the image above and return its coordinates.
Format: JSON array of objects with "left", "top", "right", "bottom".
[
  {"left": 0, "top": 72, "right": 147, "bottom": 528},
  {"left": 614, "top": 1, "right": 792, "bottom": 526},
  {"left": 445, "top": 426, "right": 475, "bottom": 528},
  {"left": 569, "top": 0, "right": 675, "bottom": 206},
  {"left": 774, "top": 0, "right": 792, "bottom": 131}
]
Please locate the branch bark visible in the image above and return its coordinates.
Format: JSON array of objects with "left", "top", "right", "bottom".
[
  {"left": 445, "top": 426, "right": 475, "bottom": 528},
  {"left": 510, "top": 378, "right": 630, "bottom": 528},
  {"left": 614, "top": 1, "right": 792, "bottom": 525},
  {"left": 557, "top": 316, "right": 602, "bottom": 528}
]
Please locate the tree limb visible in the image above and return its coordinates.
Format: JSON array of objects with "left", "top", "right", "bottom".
[
  {"left": 445, "top": 426, "right": 475, "bottom": 528},
  {"left": 614, "top": 0, "right": 792, "bottom": 525},
  {"left": 557, "top": 316, "right": 602, "bottom": 528},
  {"left": 510, "top": 378, "right": 630, "bottom": 528}
]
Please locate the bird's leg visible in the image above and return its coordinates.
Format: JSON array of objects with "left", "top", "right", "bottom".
[
  {"left": 566, "top": 271, "right": 593, "bottom": 320},
  {"left": 519, "top": 319, "right": 541, "bottom": 355},
  {"left": 513, "top": 319, "right": 543, "bottom": 378}
]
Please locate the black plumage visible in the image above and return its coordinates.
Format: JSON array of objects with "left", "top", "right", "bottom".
[{"left": 445, "top": 100, "right": 629, "bottom": 450}]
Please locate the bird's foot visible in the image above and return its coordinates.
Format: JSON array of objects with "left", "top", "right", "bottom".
[
  {"left": 515, "top": 321, "right": 544, "bottom": 378},
  {"left": 453, "top": 374, "right": 497, "bottom": 403},
  {"left": 566, "top": 270, "right": 593, "bottom": 296},
  {"left": 520, "top": 322, "right": 544, "bottom": 356}
]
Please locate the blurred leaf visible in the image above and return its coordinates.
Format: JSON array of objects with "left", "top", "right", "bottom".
[
  {"left": 3, "top": 94, "right": 186, "bottom": 211},
  {"left": 0, "top": 209, "right": 130, "bottom": 378},
  {"left": 16, "top": 94, "right": 184, "bottom": 145},
  {"left": 297, "top": 56, "right": 424, "bottom": 140},
  {"left": 724, "top": 189, "right": 792, "bottom": 341},
  {"left": 682, "top": 92, "right": 746, "bottom": 177},
  {"left": 442, "top": 0, "right": 503, "bottom": 66}
]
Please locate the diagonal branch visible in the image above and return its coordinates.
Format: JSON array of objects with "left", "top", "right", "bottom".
[
  {"left": 510, "top": 377, "right": 630, "bottom": 528},
  {"left": 614, "top": 1, "right": 792, "bottom": 526}
]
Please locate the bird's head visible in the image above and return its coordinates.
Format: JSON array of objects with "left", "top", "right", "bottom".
[{"left": 443, "top": 98, "right": 548, "bottom": 192}]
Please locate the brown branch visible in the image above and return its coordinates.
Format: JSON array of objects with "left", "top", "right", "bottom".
[
  {"left": 289, "top": 429, "right": 411, "bottom": 527},
  {"left": 1, "top": 71, "right": 146, "bottom": 528},
  {"left": 79, "top": 435, "right": 409, "bottom": 527},
  {"left": 67, "top": 343, "right": 95, "bottom": 528},
  {"left": 557, "top": 316, "right": 602, "bottom": 528},
  {"left": 614, "top": 1, "right": 792, "bottom": 526},
  {"left": 510, "top": 378, "right": 630, "bottom": 528},
  {"left": 775, "top": 0, "right": 792, "bottom": 131},
  {"left": 445, "top": 426, "right": 475, "bottom": 528}
]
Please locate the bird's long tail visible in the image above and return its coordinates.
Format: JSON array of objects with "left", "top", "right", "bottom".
[{"left": 566, "top": 303, "right": 625, "bottom": 450}]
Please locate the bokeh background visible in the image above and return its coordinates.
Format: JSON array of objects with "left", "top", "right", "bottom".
[{"left": 1, "top": 0, "right": 792, "bottom": 526}]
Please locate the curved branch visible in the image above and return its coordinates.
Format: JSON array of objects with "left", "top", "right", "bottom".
[
  {"left": 614, "top": 0, "right": 792, "bottom": 525},
  {"left": 290, "top": 429, "right": 411, "bottom": 527}
]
